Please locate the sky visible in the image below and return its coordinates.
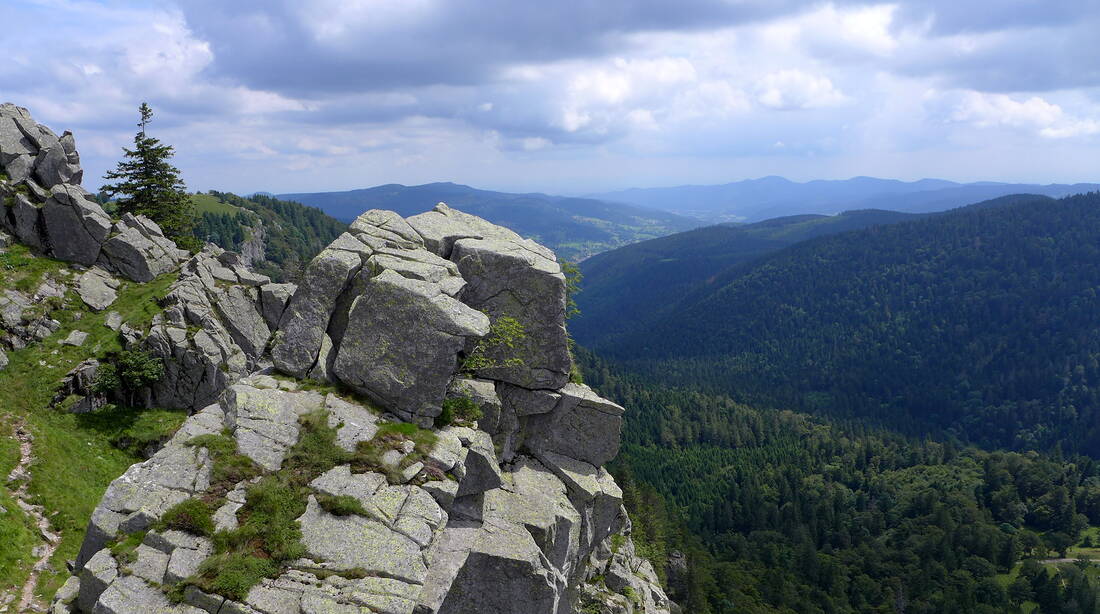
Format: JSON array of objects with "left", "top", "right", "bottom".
[{"left": 2, "top": 0, "right": 1098, "bottom": 195}]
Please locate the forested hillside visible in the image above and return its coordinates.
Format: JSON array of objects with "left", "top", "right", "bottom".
[
  {"left": 581, "top": 349, "right": 1100, "bottom": 614},
  {"left": 191, "top": 191, "right": 345, "bottom": 281},
  {"left": 591, "top": 192, "right": 1100, "bottom": 454},
  {"left": 572, "top": 208, "right": 919, "bottom": 346}
]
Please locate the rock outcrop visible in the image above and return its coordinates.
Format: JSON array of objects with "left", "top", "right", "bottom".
[
  {"left": 143, "top": 246, "right": 285, "bottom": 410},
  {"left": 55, "top": 205, "right": 672, "bottom": 614},
  {"left": 0, "top": 103, "right": 188, "bottom": 282}
]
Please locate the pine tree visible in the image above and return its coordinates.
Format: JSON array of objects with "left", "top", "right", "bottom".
[{"left": 101, "top": 103, "right": 194, "bottom": 239}]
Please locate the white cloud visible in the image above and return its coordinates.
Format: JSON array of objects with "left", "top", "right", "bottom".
[
  {"left": 947, "top": 91, "right": 1100, "bottom": 138},
  {"left": 757, "top": 70, "right": 848, "bottom": 110}
]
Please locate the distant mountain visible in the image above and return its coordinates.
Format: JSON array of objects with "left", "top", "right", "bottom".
[
  {"left": 586, "top": 191, "right": 1100, "bottom": 453},
  {"left": 590, "top": 176, "right": 1100, "bottom": 222},
  {"left": 572, "top": 208, "right": 921, "bottom": 347},
  {"left": 278, "top": 182, "right": 699, "bottom": 261}
]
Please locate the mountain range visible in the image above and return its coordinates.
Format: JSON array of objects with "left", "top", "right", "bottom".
[
  {"left": 590, "top": 176, "right": 1100, "bottom": 222},
  {"left": 278, "top": 182, "right": 698, "bottom": 261}
]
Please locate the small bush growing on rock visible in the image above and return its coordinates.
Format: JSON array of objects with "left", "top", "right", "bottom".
[
  {"left": 158, "top": 498, "right": 215, "bottom": 536},
  {"left": 436, "top": 395, "right": 483, "bottom": 428},
  {"left": 193, "top": 553, "right": 278, "bottom": 601},
  {"left": 462, "top": 315, "right": 527, "bottom": 374},
  {"left": 316, "top": 493, "right": 368, "bottom": 517}
]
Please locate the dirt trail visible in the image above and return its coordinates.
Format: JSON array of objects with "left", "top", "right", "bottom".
[{"left": 4, "top": 422, "right": 60, "bottom": 613}]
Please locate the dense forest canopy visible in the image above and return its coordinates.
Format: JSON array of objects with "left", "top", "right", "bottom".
[{"left": 592, "top": 192, "right": 1100, "bottom": 455}]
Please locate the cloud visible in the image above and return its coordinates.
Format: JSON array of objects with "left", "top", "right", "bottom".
[
  {"left": 2, "top": 0, "right": 1099, "bottom": 195},
  {"left": 942, "top": 91, "right": 1100, "bottom": 139},
  {"left": 757, "top": 70, "right": 848, "bottom": 110}
]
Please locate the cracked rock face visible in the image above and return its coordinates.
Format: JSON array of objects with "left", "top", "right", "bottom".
[{"left": 56, "top": 206, "right": 671, "bottom": 614}]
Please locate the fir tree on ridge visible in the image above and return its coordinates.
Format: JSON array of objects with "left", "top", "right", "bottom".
[{"left": 101, "top": 102, "right": 195, "bottom": 241}]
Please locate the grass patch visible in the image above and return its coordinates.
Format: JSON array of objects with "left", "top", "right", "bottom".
[
  {"left": 186, "top": 433, "right": 262, "bottom": 500},
  {"left": 0, "top": 243, "right": 66, "bottom": 294},
  {"left": 190, "top": 193, "right": 241, "bottom": 216},
  {"left": 158, "top": 499, "right": 216, "bottom": 537},
  {"left": 0, "top": 267, "right": 176, "bottom": 600},
  {"left": 349, "top": 421, "right": 438, "bottom": 484},
  {"left": 109, "top": 530, "right": 148, "bottom": 567},
  {"left": 316, "top": 493, "right": 368, "bottom": 517},
  {"left": 75, "top": 405, "right": 187, "bottom": 458}
]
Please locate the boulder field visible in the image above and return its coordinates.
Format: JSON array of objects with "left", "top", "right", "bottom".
[{"left": 0, "top": 103, "right": 673, "bottom": 613}]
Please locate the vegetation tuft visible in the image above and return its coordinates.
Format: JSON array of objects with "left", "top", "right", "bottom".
[{"left": 157, "top": 498, "right": 215, "bottom": 537}]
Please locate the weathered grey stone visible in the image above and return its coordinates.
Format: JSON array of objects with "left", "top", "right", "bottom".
[
  {"left": 11, "top": 193, "right": 45, "bottom": 249},
  {"left": 259, "top": 282, "right": 295, "bottom": 330},
  {"left": 224, "top": 384, "right": 324, "bottom": 471},
  {"left": 166, "top": 539, "right": 213, "bottom": 584},
  {"left": 273, "top": 248, "right": 362, "bottom": 377},
  {"left": 212, "top": 285, "right": 270, "bottom": 357},
  {"left": 456, "top": 430, "right": 502, "bottom": 497},
  {"left": 421, "top": 479, "right": 459, "bottom": 509},
  {"left": 105, "top": 311, "right": 123, "bottom": 331},
  {"left": 324, "top": 394, "right": 379, "bottom": 452},
  {"left": 432, "top": 518, "right": 563, "bottom": 614},
  {"left": 128, "top": 544, "right": 169, "bottom": 584},
  {"left": 61, "top": 330, "right": 88, "bottom": 346},
  {"left": 101, "top": 214, "right": 180, "bottom": 282},
  {"left": 40, "top": 185, "right": 110, "bottom": 266},
  {"left": 349, "top": 209, "right": 424, "bottom": 248},
  {"left": 332, "top": 269, "right": 489, "bottom": 424},
  {"left": 485, "top": 457, "right": 579, "bottom": 571},
  {"left": 522, "top": 383, "right": 624, "bottom": 467},
  {"left": 93, "top": 574, "right": 207, "bottom": 614},
  {"left": 78, "top": 549, "right": 117, "bottom": 613},
  {"left": 76, "top": 412, "right": 219, "bottom": 568},
  {"left": 298, "top": 496, "right": 428, "bottom": 584},
  {"left": 77, "top": 268, "right": 119, "bottom": 311},
  {"left": 451, "top": 236, "right": 570, "bottom": 389},
  {"left": 181, "top": 585, "right": 224, "bottom": 614}
]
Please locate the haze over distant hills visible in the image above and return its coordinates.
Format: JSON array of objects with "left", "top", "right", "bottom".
[
  {"left": 590, "top": 176, "right": 1100, "bottom": 222},
  {"left": 278, "top": 182, "right": 698, "bottom": 261}
]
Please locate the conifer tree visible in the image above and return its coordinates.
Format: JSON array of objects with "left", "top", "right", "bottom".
[{"left": 101, "top": 102, "right": 194, "bottom": 239}]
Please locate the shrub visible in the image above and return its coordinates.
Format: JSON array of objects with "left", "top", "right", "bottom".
[
  {"left": 316, "top": 493, "right": 368, "bottom": 517},
  {"left": 462, "top": 316, "right": 527, "bottom": 373},
  {"left": 158, "top": 498, "right": 215, "bottom": 536},
  {"left": 436, "top": 395, "right": 483, "bottom": 428}
]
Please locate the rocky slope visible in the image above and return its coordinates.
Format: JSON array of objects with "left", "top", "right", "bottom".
[{"left": 0, "top": 104, "right": 672, "bottom": 614}]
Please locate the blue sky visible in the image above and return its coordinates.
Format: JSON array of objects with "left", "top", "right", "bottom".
[{"left": 2, "top": 0, "right": 1098, "bottom": 194}]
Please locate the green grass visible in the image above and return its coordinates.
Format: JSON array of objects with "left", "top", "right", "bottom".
[
  {"left": 0, "top": 244, "right": 66, "bottom": 294},
  {"left": 186, "top": 433, "right": 262, "bottom": 500},
  {"left": 0, "top": 416, "right": 40, "bottom": 597},
  {"left": 190, "top": 193, "right": 240, "bottom": 216},
  {"left": 178, "top": 408, "right": 345, "bottom": 600},
  {"left": 75, "top": 405, "right": 188, "bottom": 458},
  {"left": 158, "top": 499, "right": 216, "bottom": 537},
  {"left": 316, "top": 493, "right": 368, "bottom": 517},
  {"left": 0, "top": 263, "right": 176, "bottom": 600}
]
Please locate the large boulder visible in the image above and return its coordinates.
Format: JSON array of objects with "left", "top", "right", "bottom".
[
  {"left": 409, "top": 203, "right": 571, "bottom": 389},
  {"left": 40, "top": 184, "right": 111, "bottom": 266},
  {"left": 271, "top": 244, "right": 362, "bottom": 377},
  {"left": 101, "top": 213, "right": 185, "bottom": 282},
  {"left": 332, "top": 269, "right": 488, "bottom": 424}
]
